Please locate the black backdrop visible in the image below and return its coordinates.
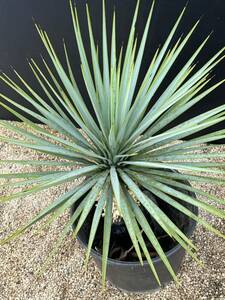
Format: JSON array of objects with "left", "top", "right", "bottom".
[{"left": 0, "top": 0, "right": 225, "bottom": 141}]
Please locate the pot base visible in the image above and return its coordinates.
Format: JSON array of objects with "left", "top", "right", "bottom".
[{"left": 78, "top": 231, "right": 187, "bottom": 292}]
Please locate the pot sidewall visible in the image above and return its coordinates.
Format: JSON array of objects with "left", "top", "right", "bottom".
[{"left": 71, "top": 178, "right": 198, "bottom": 292}]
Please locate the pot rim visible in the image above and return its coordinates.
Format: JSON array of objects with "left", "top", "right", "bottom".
[
  {"left": 76, "top": 215, "right": 197, "bottom": 266},
  {"left": 73, "top": 173, "right": 198, "bottom": 266}
]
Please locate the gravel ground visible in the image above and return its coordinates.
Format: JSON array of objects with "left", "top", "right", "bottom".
[{"left": 0, "top": 122, "right": 225, "bottom": 300}]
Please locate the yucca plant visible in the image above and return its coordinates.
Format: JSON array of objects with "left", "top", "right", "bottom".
[{"left": 0, "top": 0, "right": 225, "bottom": 290}]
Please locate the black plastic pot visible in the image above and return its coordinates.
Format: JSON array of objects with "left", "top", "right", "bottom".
[{"left": 71, "top": 182, "right": 198, "bottom": 293}]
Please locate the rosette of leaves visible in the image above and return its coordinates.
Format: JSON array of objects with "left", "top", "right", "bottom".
[{"left": 0, "top": 0, "right": 225, "bottom": 287}]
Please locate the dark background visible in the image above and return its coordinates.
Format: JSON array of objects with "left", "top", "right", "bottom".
[{"left": 0, "top": 0, "right": 225, "bottom": 141}]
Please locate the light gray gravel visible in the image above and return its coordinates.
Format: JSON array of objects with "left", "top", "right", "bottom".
[{"left": 0, "top": 122, "right": 225, "bottom": 300}]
